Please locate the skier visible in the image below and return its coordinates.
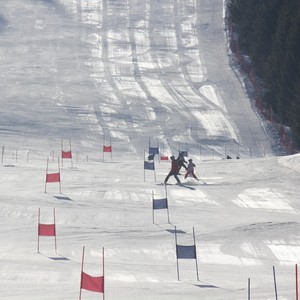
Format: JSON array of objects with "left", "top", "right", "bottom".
[
  {"left": 164, "top": 156, "right": 181, "bottom": 185},
  {"left": 176, "top": 152, "right": 188, "bottom": 173},
  {"left": 184, "top": 159, "right": 199, "bottom": 180}
]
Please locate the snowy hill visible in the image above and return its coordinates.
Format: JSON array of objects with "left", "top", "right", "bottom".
[{"left": 1, "top": 1, "right": 300, "bottom": 299}]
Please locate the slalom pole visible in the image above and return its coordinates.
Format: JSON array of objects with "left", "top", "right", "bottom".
[
  {"left": 157, "top": 138, "right": 159, "bottom": 163},
  {"left": 44, "top": 158, "right": 49, "bottom": 193},
  {"left": 165, "top": 185, "right": 170, "bottom": 223},
  {"left": 58, "top": 156, "right": 62, "bottom": 194},
  {"left": 143, "top": 150, "right": 146, "bottom": 182},
  {"left": 193, "top": 227, "right": 199, "bottom": 281},
  {"left": 61, "top": 139, "right": 64, "bottom": 167},
  {"left": 110, "top": 136, "right": 112, "bottom": 162},
  {"left": 152, "top": 191, "right": 155, "bottom": 223},
  {"left": 79, "top": 246, "right": 85, "bottom": 300},
  {"left": 296, "top": 264, "right": 298, "bottom": 300},
  {"left": 102, "top": 247, "right": 105, "bottom": 300},
  {"left": 103, "top": 136, "right": 105, "bottom": 162},
  {"left": 273, "top": 266, "right": 278, "bottom": 300},
  {"left": 54, "top": 208, "right": 57, "bottom": 253},
  {"left": 37, "top": 208, "right": 40, "bottom": 253},
  {"left": 69, "top": 138, "right": 73, "bottom": 167},
  {"left": 248, "top": 278, "right": 250, "bottom": 300},
  {"left": 175, "top": 226, "right": 180, "bottom": 281}
]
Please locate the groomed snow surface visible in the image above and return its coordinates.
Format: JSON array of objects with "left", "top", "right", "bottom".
[{"left": 1, "top": 0, "right": 300, "bottom": 299}]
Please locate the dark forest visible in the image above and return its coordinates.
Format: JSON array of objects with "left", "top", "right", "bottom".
[{"left": 228, "top": 0, "right": 300, "bottom": 146}]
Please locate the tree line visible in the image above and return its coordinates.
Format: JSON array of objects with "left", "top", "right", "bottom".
[{"left": 228, "top": 0, "right": 300, "bottom": 146}]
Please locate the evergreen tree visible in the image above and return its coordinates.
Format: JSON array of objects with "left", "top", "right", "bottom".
[{"left": 229, "top": 0, "right": 300, "bottom": 146}]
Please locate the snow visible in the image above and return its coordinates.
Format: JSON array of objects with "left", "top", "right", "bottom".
[{"left": 1, "top": 0, "right": 300, "bottom": 299}]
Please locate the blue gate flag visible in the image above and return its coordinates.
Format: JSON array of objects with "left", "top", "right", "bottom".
[
  {"left": 153, "top": 198, "right": 168, "bottom": 210},
  {"left": 176, "top": 245, "right": 196, "bottom": 259},
  {"left": 144, "top": 161, "right": 155, "bottom": 170},
  {"left": 149, "top": 146, "right": 159, "bottom": 155}
]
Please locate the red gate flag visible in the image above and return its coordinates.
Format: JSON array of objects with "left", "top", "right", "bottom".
[
  {"left": 81, "top": 272, "right": 104, "bottom": 293},
  {"left": 38, "top": 208, "right": 57, "bottom": 253},
  {"left": 102, "top": 135, "right": 113, "bottom": 162},
  {"left": 160, "top": 155, "right": 169, "bottom": 161},
  {"left": 39, "top": 223, "right": 55, "bottom": 236},
  {"left": 61, "top": 138, "right": 73, "bottom": 167},
  {"left": 46, "top": 172, "right": 60, "bottom": 183},
  {"left": 103, "top": 145, "right": 112, "bottom": 153},
  {"left": 45, "top": 157, "right": 62, "bottom": 193},
  {"left": 62, "top": 150, "right": 72, "bottom": 159},
  {"left": 79, "top": 246, "right": 105, "bottom": 300}
]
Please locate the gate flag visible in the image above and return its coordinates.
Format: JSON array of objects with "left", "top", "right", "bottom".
[
  {"left": 103, "top": 145, "right": 112, "bottom": 153},
  {"left": 144, "top": 150, "right": 156, "bottom": 182},
  {"left": 61, "top": 138, "right": 73, "bottom": 167},
  {"left": 79, "top": 246, "right": 105, "bottom": 300},
  {"left": 103, "top": 136, "right": 113, "bottom": 162},
  {"left": 144, "top": 161, "right": 155, "bottom": 170},
  {"left": 46, "top": 172, "right": 60, "bottom": 183},
  {"left": 45, "top": 157, "right": 62, "bottom": 193},
  {"left": 37, "top": 208, "right": 57, "bottom": 253},
  {"left": 175, "top": 226, "right": 199, "bottom": 281},
  {"left": 62, "top": 150, "right": 72, "bottom": 159},
  {"left": 81, "top": 272, "right": 104, "bottom": 293},
  {"left": 149, "top": 146, "right": 159, "bottom": 155},
  {"left": 152, "top": 186, "right": 170, "bottom": 223},
  {"left": 160, "top": 155, "right": 169, "bottom": 161},
  {"left": 176, "top": 245, "right": 196, "bottom": 259}
]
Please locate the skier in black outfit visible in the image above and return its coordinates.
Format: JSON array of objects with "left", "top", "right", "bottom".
[{"left": 176, "top": 152, "right": 188, "bottom": 173}]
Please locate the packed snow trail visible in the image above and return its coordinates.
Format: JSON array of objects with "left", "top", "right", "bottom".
[
  {"left": 1, "top": 0, "right": 273, "bottom": 158},
  {"left": 3, "top": 1, "right": 298, "bottom": 300}
]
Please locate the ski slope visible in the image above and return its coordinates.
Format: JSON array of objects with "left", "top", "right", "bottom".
[{"left": 1, "top": 0, "right": 300, "bottom": 299}]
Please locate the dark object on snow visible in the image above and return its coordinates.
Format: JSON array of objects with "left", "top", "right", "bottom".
[
  {"left": 176, "top": 152, "right": 188, "bottom": 171},
  {"left": 164, "top": 156, "right": 181, "bottom": 184},
  {"left": 226, "top": 155, "right": 232, "bottom": 159},
  {"left": 148, "top": 153, "right": 155, "bottom": 160}
]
